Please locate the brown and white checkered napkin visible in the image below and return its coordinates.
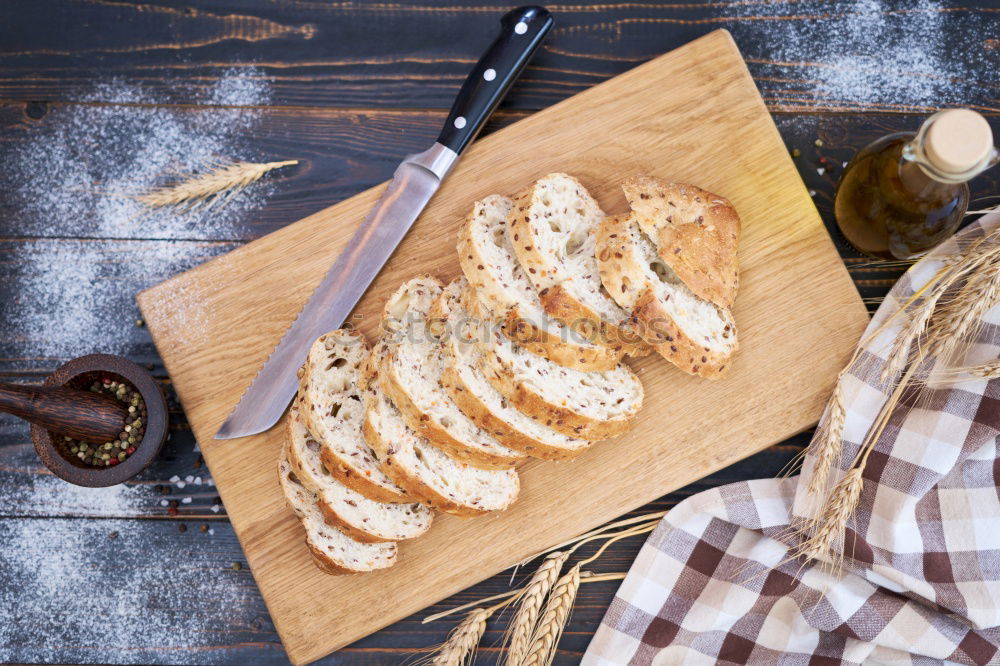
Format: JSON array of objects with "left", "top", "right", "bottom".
[{"left": 584, "top": 212, "right": 1000, "bottom": 666}]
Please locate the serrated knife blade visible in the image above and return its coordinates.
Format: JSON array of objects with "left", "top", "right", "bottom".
[
  {"left": 213, "top": 144, "right": 455, "bottom": 440},
  {"left": 213, "top": 6, "right": 554, "bottom": 439}
]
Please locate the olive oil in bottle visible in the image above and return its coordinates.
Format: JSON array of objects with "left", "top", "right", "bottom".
[{"left": 834, "top": 109, "right": 997, "bottom": 260}]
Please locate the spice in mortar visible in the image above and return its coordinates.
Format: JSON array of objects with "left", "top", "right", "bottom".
[{"left": 62, "top": 377, "right": 147, "bottom": 467}]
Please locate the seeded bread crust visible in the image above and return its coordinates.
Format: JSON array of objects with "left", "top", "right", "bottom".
[
  {"left": 621, "top": 176, "right": 740, "bottom": 310},
  {"left": 379, "top": 275, "right": 524, "bottom": 470},
  {"left": 277, "top": 448, "right": 397, "bottom": 574},
  {"left": 361, "top": 342, "right": 520, "bottom": 517},
  {"left": 435, "top": 280, "right": 594, "bottom": 459},
  {"left": 597, "top": 182, "right": 739, "bottom": 379},
  {"left": 507, "top": 173, "right": 650, "bottom": 358},
  {"left": 286, "top": 401, "right": 434, "bottom": 543},
  {"left": 360, "top": 278, "right": 521, "bottom": 517},
  {"left": 457, "top": 194, "right": 622, "bottom": 371},
  {"left": 464, "top": 285, "right": 643, "bottom": 440},
  {"left": 297, "top": 330, "right": 412, "bottom": 503}
]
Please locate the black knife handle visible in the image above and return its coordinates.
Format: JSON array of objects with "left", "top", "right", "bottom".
[{"left": 437, "top": 6, "right": 553, "bottom": 155}]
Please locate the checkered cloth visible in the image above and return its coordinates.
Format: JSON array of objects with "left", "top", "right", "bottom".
[{"left": 584, "top": 212, "right": 1000, "bottom": 666}]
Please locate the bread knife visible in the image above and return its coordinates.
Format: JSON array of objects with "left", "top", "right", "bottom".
[{"left": 215, "top": 6, "right": 554, "bottom": 440}]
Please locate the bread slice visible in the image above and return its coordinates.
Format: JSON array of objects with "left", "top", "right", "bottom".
[
  {"left": 277, "top": 447, "right": 397, "bottom": 574},
  {"left": 361, "top": 341, "right": 520, "bottom": 517},
  {"left": 508, "top": 173, "right": 650, "bottom": 357},
  {"left": 435, "top": 279, "right": 594, "bottom": 459},
  {"left": 297, "top": 329, "right": 412, "bottom": 503},
  {"left": 379, "top": 273, "right": 524, "bottom": 470},
  {"left": 458, "top": 194, "right": 622, "bottom": 371},
  {"left": 463, "top": 284, "right": 644, "bottom": 440},
  {"left": 597, "top": 186, "right": 738, "bottom": 379},
  {"left": 621, "top": 176, "right": 740, "bottom": 310},
  {"left": 286, "top": 401, "right": 433, "bottom": 543}
]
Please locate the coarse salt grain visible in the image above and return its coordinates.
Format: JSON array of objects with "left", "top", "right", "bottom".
[{"left": 182, "top": 497, "right": 192, "bottom": 504}]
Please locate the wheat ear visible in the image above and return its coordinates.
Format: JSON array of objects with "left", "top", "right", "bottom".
[
  {"left": 521, "top": 564, "right": 582, "bottom": 666},
  {"left": 795, "top": 466, "right": 865, "bottom": 571},
  {"left": 136, "top": 160, "right": 298, "bottom": 211},
  {"left": 421, "top": 607, "right": 490, "bottom": 666},
  {"left": 806, "top": 382, "right": 846, "bottom": 498},
  {"left": 928, "top": 260, "right": 1000, "bottom": 363},
  {"left": 503, "top": 551, "right": 569, "bottom": 666}
]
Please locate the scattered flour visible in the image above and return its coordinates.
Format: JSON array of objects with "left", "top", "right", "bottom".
[
  {"left": 729, "top": 0, "right": 995, "bottom": 110},
  {"left": 0, "top": 518, "right": 258, "bottom": 665},
  {"left": 6, "top": 474, "right": 146, "bottom": 518},
  {"left": 3, "top": 68, "right": 275, "bottom": 241},
  {"left": 4, "top": 238, "right": 237, "bottom": 362}
]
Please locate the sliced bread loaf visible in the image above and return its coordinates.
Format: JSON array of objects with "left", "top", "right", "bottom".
[
  {"left": 508, "top": 173, "right": 649, "bottom": 357},
  {"left": 297, "top": 329, "right": 412, "bottom": 503},
  {"left": 435, "top": 279, "right": 594, "bottom": 459},
  {"left": 361, "top": 340, "right": 520, "bottom": 517},
  {"left": 458, "top": 194, "right": 621, "bottom": 371},
  {"left": 463, "top": 284, "right": 644, "bottom": 440},
  {"left": 277, "top": 447, "right": 397, "bottom": 574},
  {"left": 379, "top": 275, "right": 524, "bottom": 470},
  {"left": 286, "top": 401, "right": 433, "bottom": 543},
  {"left": 621, "top": 176, "right": 740, "bottom": 310},
  {"left": 597, "top": 213, "right": 737, "bottom": 378}
]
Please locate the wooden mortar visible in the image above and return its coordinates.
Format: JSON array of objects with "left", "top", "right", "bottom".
[{"left": 30, "top": 354, "right": 169, "bottom": 487}]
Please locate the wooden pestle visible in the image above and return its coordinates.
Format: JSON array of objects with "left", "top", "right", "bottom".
[{"left": 0, "top": 382, "right": 129, "bottom": 442}]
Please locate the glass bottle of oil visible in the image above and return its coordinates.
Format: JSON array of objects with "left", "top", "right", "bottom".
[{"left": 834, "top": 109, "right": 998, "bottom": 260}]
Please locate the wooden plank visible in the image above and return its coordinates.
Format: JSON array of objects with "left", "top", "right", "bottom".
[
  {"left": 2, "top": 102, "right": 995, "bottom": 247},
  {"left": 0, "top": 441, "right": 806, "bottom": 664},
  {"left": 0, "top": 1, "right": 996, "bottom": 113},
  {"left": 137, "top": 31, "right": 868, "bottom": 663}
]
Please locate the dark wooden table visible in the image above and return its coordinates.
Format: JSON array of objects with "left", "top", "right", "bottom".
[{"left": 1, "top": 2, "right": 997, "bottom": 664}]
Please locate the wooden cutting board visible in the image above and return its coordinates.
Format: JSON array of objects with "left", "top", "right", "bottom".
[{"left": 138, "top": 30, "right": 868, "bottom": 665}]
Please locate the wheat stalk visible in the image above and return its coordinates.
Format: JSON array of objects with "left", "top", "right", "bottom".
[
  {"left": 136, "top": 159, "right": 297, "bottom": 211},
  {"left": 521, "top": 564, "right": 582, "bottom": 666},
  {"left": 503, "top": 551, "right": 568, "bottom": 666}
]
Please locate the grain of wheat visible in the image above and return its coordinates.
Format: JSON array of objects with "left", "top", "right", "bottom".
[
  {"left": 503, "top": 551, "right": 568, "bottom": 666},
  {"left": 136, "top": 160, "right": 297, "bottom": 211},
  {"left": 521, "top": 564, "right": 582, "bottom": 666}
]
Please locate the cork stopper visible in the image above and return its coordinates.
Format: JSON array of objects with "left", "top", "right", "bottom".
[{"left": 924, "top": 109, "right": 993, "bottom": 175}]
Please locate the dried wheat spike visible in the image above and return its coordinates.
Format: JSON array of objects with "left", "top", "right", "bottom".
[
  {"left": 522, "top": 564, "right": 582, "bottom": 666},
  {"left": 427, "top": 607, "right": 490, "bottom": 666},
  {"left": 504, "top": 551, "right": 569, "bottom": 666}
]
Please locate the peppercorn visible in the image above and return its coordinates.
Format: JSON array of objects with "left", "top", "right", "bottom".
[
  {"left": 232, "top": 562, "right": 242, "bottom": 572},
  {"left": 62, "top": 375, "right": 147, "bottom": 468}
]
